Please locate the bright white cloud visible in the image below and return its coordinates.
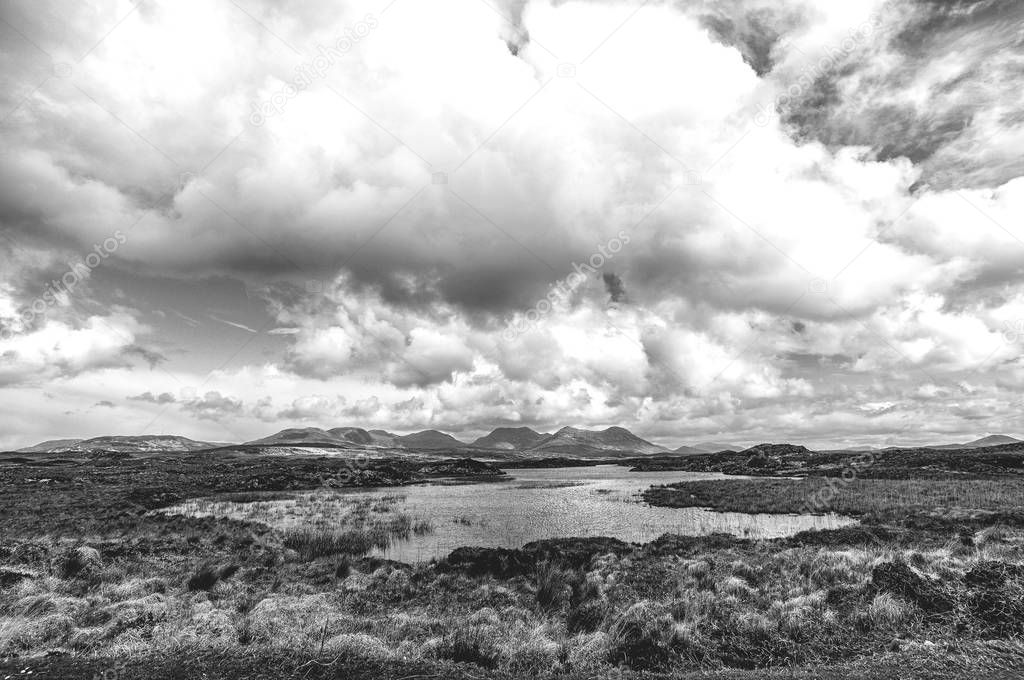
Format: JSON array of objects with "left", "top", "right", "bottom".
[{"left": 0, "top": 0, "right": 1022, "bottom": 449}]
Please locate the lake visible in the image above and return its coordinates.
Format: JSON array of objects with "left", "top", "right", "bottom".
[{"left": 164, "top": 465, "right": 857, "bottom": 563}]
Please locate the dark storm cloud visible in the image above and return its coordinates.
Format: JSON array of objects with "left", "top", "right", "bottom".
[
  {"left": 602, "top": 272, "right": 627, "bottom": 303},
  {"left": 891, "top": 0, "right": 1009, "bottom": 56},
  {"left": 694, "top": 1, "right": 807, "bottom": 75},
  {"left": 782, "top": 0, "right": 1024, "bottom": 190},
  {"left": 2, "top": 0, "right": 1023, "bottom": 450}
]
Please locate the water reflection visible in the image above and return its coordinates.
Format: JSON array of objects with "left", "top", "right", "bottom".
[{"left": 165, "top": 465, "right": 857, "bottom": 563}]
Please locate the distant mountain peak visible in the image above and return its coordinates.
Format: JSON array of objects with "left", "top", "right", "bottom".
[
  {"left": 965, "top": 434, "right": 1021, "bottom": 448},
  {"left": 19, "top": 435, "right": 219, "bottom": 454},
  {"left": 473, "top": 427, "right": 546, "bottom": 450},
  {"left": 245, "top": 428, "right": 353, "bottom": 447},
  {"left": 396, "top": 430, "right": 466, "bottom": 450},
  {"left": 529, "top": 425, "right": 665, "bottom": 456},
  {"left": 740, "top": 443, "right": 814, "bottom": 457}
]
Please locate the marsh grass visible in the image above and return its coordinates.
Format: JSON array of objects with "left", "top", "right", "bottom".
[
  {"left": 165, "top": 490, "right": 435, "bottom": 559},
  {"left": 436, "top": 625, "right": 500, "bottom": 669},
  {"left": 645, "top": 477, "right": 1024, "bottom": 520},
  {"left": 3, "top": 528, "right": 1024, "bottom": 674},
  {"left": 534, "top": 561, "right": 569, "bottom": 611},
  {"left": 283, "top": 528, "right": 382, "bottom": 558}
]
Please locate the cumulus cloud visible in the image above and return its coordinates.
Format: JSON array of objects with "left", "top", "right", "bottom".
[
  {"left": 129, "top": 391, "right": 177, "bottom": 404},
  {"left": 0, "top": 311, "right": 148, "bottom": 386},
  {"left": 181, "top": 391, "right": 244, "bottom": 421},
  {"left": 0, "top": 0, "right": 1021, "bottom": 448}
]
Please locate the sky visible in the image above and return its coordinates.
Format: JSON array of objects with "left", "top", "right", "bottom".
[{"left": 1, "top": 0, "right": 1023, "bottom": 450}]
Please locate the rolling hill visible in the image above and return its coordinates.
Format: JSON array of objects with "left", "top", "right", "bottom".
[
  {"left": 473, "top": 427, "right": 548, "bottom": 450},
  {"left": 245, "top": 428, "right": 355, "bottom": 447},
  {"left": 20, "top": 435, "right": 220, "bottom": 454},
  {"left": 16, "top": 438, "right": 84, "bottom": 453},
  {"left": 965, "top": 435, "right": 1021, "bottom": 448},
  {"left": 926, "top": 435, "right": 1022, "bottom": 450},
  {"left": 739, "top": 443, "right": 814, "bottom": 457},
  {"left": 396, "top": 430, "right": 466, "bottom": 449},
  {"left": 527, "top": 426, "right": 666, "bottom": 456}
]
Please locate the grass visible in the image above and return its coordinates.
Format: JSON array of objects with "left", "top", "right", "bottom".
[
  {"left": 533, "top": 561, "right": 569, "bottom": 611},
  {"left": 3, "top": 453, "right": 1024, "bottom": 677},
  {"left": 168, "top": 492, "right": 437, "bottom": 559},
  {"left": 644, "top": 477, "right": 1024, "bottom": 524},
  {"left": 186, "top": 564, "right": 239, "bottom": 591},
  {"left": 283, "top": 528, "right": 383, "bottom": 558}
]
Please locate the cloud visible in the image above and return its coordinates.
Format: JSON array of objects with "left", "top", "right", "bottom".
[
  {"left": 0, "top": 311, "right": 148, "bottom": 386},
  {"left": 209, "top": 314, "right": 259, "bottom": 334},
  {"left": 0, "top": 0, "right": 1021, "bottom": 447},
  {"left": 129, "top": 391, "right": 177, "bottom": 404},
  {"left": 779, "top": 0, "right": 1024, "bottom": 191},
  {"left": 602, "top": 272, "right": 627, "bottom": 304},
  {"left": 181, "top": 391, "right": 244, "bottom": 421}
]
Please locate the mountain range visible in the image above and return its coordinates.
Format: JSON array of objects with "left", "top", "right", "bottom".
[
  {"left": 16, "top": 435, "right": 221, "bottom": 454},
  {"left": 14, "top": 429, "right": 1023, "bottom": 457},
  {"left": 673, "top": 441, "right": 739, "bottom": 454},
  {"left": 923, "top": 435, "right": 1022, "bottom": 450},
  {"left": 237, "top": 425, "right": 669, "bottom": 457}
]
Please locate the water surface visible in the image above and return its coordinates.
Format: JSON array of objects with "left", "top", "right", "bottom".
[{"left": 166, "top": 465, "right": 857, "bottom": 562}]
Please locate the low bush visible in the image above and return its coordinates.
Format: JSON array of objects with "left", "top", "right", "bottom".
[
  {"left": 436, "top": 626, "right": 500, "bottom": 669},
  {"left": 865, "top": 592, "right": 917, "bottom": 630},
  {"left": 534, "top": 561, "right": 569, "bottom": 611},
  {"left": 56, "top": 546, "right": 102, "bottom": 579},
  {"left": 606, "top": 601, "right": 677, "bottom": 670},
  {"left": 186, "top": 564, "right": 239, "bottom": 592}
]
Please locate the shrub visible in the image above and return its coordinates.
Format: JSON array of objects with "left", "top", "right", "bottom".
[
  {"left": 670, "top": 589, "right": 719, "bottom": 623},
  {"left": 436, "top": 626, "right": 500, "bottom": 669},
  {"left": 567, "top": 574, "right": 605, "bottom": 633},
  {"left": 56, "top": 546, "right": 102, "bottom": 579},
  {"left": 323, "top": 632, "right": 392, "bottom": 660},
  {"left": 534, "top": 561, "right": 569, "bottom": 611},
  {"left": 871, "top": 559, "right": 954, "bottom": 614},
  {"left": 606, "top": 601, "right": 676, "bottom": 670},
  {"left": 682, "top": 559, "right": 716, "bottom": 590},
  {"left": 567, "top": 632, "right": 611, "bottom": 672},
  {"left": 866, "top": 593, "right": 917, "bottom": 630},
  {"left": 335, "top": 558, "right": 351, "bottom": 579},
  {"left": 187, "top": 566, "right": 220, "bottom": 592},
  {"left": 671, "top": 621, "right": 710, "bottom": 662},
  {"left": 568, "top": 598, "right": 606, "bottom": 634},
  {"left": 730, "top": 560, "right": 761, "bottom": 585},
  {"left": 247, "top": 594, "right": 332, "bottom": 647},
  {"left": 499, "top": 623, "right": 560, "bottom": 674},
  {"left": 974, "top": 524, "right": 1010, "bottom": 548},
  {"left": 721, "top": 576, "right": 753, "bottom": 598},
  {"left": 187, "top": 564, "right": 239, "bottom": 592},
  {"left": 468, "top": 608, "right": 500, "bottom": 626},
  {"left": 964, "top": 561, "right": 1024, "bottom": 636}
]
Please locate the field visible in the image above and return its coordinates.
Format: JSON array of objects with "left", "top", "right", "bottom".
[
  {"left": 2, "top": 450, "right": 1024, "bottom": 678},
  {"left": 643, "top": 478, "right": 1024, "bottom": 526}
]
